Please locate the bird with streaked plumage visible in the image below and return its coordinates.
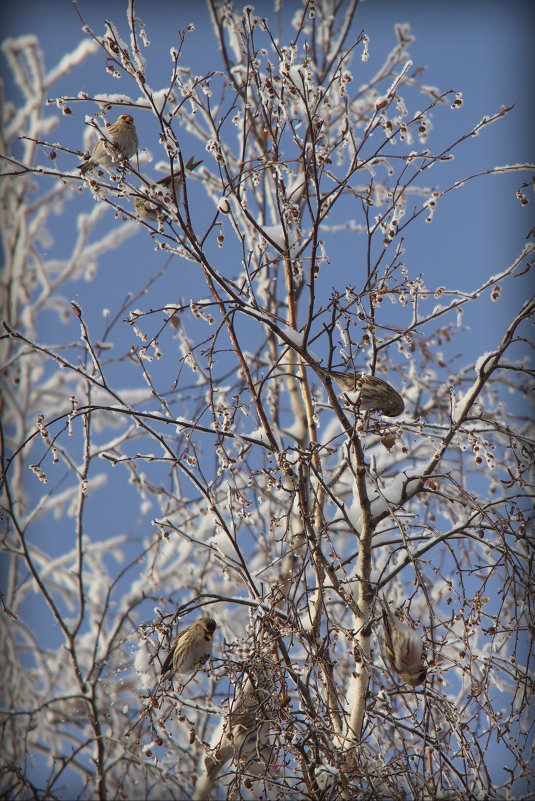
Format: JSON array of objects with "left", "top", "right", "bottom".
[
  {"left": 381, "top": 599, "right": 427, "bottom": 686},
  {"left": 160, "top": 616, "right": 216, "bottom": 681},
  {"left": 134, "top": 156, "right": 203, "bottom": 220},
  {"left": 318, "top": 367, "right": 405, "bottom": 417},
  {"left": 78, "top": 114, "right": 138, "bottom": 174}
]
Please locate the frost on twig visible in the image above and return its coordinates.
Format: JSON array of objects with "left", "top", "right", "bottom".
[{"left": 1, "top": 4, "right": 533, "bottom": 800}]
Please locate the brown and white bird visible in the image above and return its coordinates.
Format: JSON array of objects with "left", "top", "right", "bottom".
[
  {"left": 155, "top": 156, "right": 203, "bottom": 194},
  {"left": 318, "top": 367, "right": 404, "bottom": 417},
  {"left": 201, "top": 669, "right": 272, "bottom": 793},
  {"left": 133, "top": 157, "right": 203, "bottom": 220},
  {"left": 78, "top": 114, "right": 138, "bottom": 174},
  {"left": 160, "top": 616, "right": 216, "bottom": 681},
  {"left": 381, "top": 600, "right": 427, "bottom": 686}
]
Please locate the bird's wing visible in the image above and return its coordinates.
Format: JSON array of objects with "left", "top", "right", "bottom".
[{"left": 161, "top": 630, "right": 183, "bottom": 675}]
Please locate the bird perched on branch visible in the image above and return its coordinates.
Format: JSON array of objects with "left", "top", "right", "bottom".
[
  {"left": 156, "top": 156, "right": 203, "bottom": 193},
  {"left": 160, "top": 616, "right": 216, "bottom": 681},
  {"left": 78, "top": 114, "right": 138, "bottom": 174},
  {"left": 201, "top": 669, "right": 273, "bottom": 792},
  {"left": 318, "top": 367, "right": 405, "bottom": 417},
  {"left": 381, "top": 599, "right": 427, "bottom": 686},
  {"left": 133, "top": 156, "right": 203, "bottom": 220}
]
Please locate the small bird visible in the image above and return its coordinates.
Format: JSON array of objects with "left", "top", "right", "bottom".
[
  {"left": 78, "top": 114, "right": 138, "bottom": 174},
  {"left": 155, "top": 156, "right": 203, "bottom": 194},
  {"left": 318, "top": 367, "right": 404, "bottom": 417},
  {"left": 202, "top": 670, "right": 272, "bottom": 789},
  {"left": 381, "top": 599, "right": 427, "bottom": 686},
  {"left": 133, "top": 196, "right": 159, "bottom": 221},
  {"left": 133, "top": 157, "right": 203, "bottom": 220},
  {"left": 160, "top": 616, "right": 216, "bottom": 680}
]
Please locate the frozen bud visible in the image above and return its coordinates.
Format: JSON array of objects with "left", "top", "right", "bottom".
[{"left": 380, "top": 433, "right": 397, "bottom": 451}]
